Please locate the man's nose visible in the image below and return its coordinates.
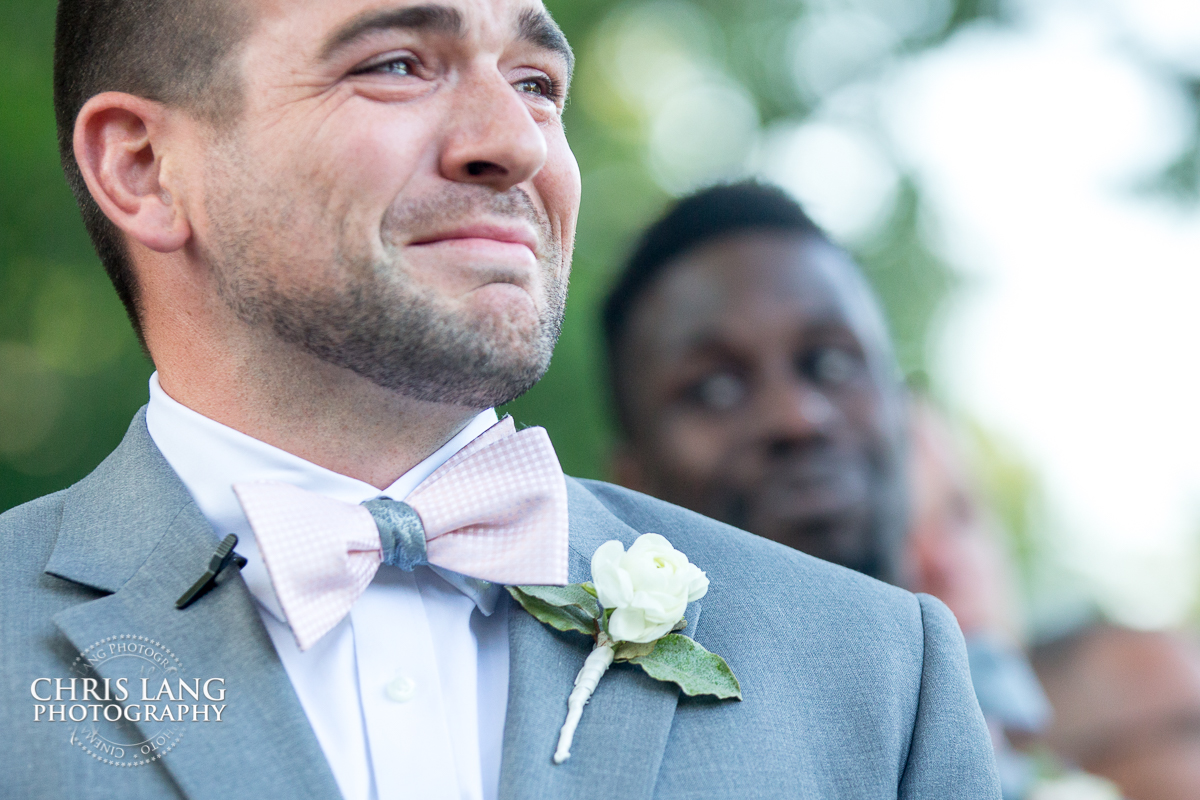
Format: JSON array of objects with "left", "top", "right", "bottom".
[
  {"left": 756, "top": 371, "right": 837, "bottom": 445},
  {"left": 439, "top": 70, "right": 547, "bottom": 192}
]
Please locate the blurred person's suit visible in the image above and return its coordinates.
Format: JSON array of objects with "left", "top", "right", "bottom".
[{"left": 0, "top": 408, "right": 1000, "bottom": 799}]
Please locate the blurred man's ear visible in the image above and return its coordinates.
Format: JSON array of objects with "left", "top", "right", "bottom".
[
  {"left": 74, "top": 92, "right": 191, "bottom": 254},
  {"left": 609, "top": 441, "right": 653, "bottom": 494}
]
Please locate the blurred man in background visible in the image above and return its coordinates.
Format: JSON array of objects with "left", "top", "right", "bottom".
[
  {"left": 1033, "top": 625, "right": 1200, "bottom": 800},
  {"left": 602, "top": 181, "right": 910, "bottom": 584},
  {"left": 604, "top": 181, "right": 1049, "bottom": 798}
]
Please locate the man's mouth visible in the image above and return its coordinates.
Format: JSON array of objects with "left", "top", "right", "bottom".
[
  {"left": 408, "top": 223, "right": 540, "bottom": 264},
  {"left": 754, "top": 452, "right": 873, "bottom": 522}
]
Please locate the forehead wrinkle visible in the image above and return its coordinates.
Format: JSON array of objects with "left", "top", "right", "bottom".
[
  {"left": 319, "top": 4, "right": 465, "bottom": 60},
  {"left": 516, "top": 7, "right": 573, "bottom": 80}
]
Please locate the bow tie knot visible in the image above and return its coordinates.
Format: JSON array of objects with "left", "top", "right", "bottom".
[
  {"left": 233, "top": 416, "right": 569, "bottom": 651},
  {"left": 363, "top": 498, "right": 428, "bottom": 571}
]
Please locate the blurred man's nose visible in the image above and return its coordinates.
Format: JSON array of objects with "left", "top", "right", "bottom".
[
  {"left": 756, "top": 366, "right": 837, "bottom": 446},
  {"left": 439, "top": 69, "right": 547, "bottom": 192}
]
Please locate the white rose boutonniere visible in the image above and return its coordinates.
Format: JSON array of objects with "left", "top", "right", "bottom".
[
  {"left": 508, "top": 533, "right": 741, "bottom": 764},
  {"left": 592, "top": 534, "right": 710, "bottom": 643}
]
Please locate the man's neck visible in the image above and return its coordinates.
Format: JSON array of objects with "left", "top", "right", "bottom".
[{"left": 152, "top": 340, "right": 480, "bottom": 491}]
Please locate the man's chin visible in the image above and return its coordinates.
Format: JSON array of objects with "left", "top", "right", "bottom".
[
  {"left": 362, "top": 371, "right": 530, "bottom": 409},
  {"left": 458, "top": 285, "right": 544, "bottom": 338}
]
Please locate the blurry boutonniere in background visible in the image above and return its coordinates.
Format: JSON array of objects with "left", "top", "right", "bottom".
[{"left": 508, "top": 533, "right": 742, "bottom": 764}]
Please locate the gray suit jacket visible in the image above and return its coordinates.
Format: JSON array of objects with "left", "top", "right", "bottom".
[{"left": 0, "top": 410, "right": 1000, "bottom": 799}]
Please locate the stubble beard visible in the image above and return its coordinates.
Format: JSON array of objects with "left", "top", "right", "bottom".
[{"left": 207, "top": 179, "right": 568, "bottom": 409}]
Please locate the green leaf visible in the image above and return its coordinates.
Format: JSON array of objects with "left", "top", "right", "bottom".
[
  {"left": 629, "top": 634, "right": 742, "bottom": 700},
  {"left": 513, "top": 584, "right": 600, "bottom": 617},
  {"left": 580, "top": 581, "right": 598, "bottom": 598},
  {"left": 613, "top": 640, "right": 657, "bottom": 661},
  {"left": 506, "top": 586, "right": 599, "bottom": 637}
]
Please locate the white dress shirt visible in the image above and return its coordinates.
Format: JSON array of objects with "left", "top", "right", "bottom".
[{"left": 145, "top": 374, "right": 509, "bottom": 800}]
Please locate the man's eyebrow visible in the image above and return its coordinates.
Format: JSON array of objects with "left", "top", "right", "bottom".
[
  {"left": 516, "top": 8, "right": 574, "bottom": 80},
  {"left": 320, "top": 5, "right": 465, "bottom": 60}
]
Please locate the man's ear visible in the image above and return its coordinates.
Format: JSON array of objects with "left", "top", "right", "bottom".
[{"left": 73, "top": 92, "right": 191, "bottom": 253}]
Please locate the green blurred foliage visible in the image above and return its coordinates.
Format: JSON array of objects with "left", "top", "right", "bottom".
[
  {"left": 1136, "top": 78, "right": 1200, "bottom": 204},
  {"left": 962, "top": 417, "right": 1048, "bottom": 602},
  {"left": 0, "top": 0, "right": 154, "bottom": 512}
]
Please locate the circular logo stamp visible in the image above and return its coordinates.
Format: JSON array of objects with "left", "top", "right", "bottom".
[
  {"left": 68, "top": 635, "right": 185, "bottom": 767},
  {"left": 29, "top": 634, "right": 225, "bottom": 768}
]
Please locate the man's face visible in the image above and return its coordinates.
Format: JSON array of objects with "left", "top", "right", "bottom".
[
  {"left": 617, "top": 232, "right": 906, "bottom": 581},
  {"left": 187, "top": 0, "right": 580, "bottom": 407}
]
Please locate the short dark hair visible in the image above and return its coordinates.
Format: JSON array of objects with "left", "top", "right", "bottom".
[
  {"left": 53, "top": 0, "right": 247, "bottom": 343},
  {"left": 602, "top": 180, "right": 828, "bottom": 434}
]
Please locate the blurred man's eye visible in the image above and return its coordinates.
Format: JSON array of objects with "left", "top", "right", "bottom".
[
  {"left": 802, "top": 347, "right": 861, "bottom": 387},
  {"left": 688, "top": 372, "right": 747, "bottom": 412}
]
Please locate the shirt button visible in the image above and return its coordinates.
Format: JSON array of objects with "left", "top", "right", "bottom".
[{"left": 385, "top": 672, "right": 417, "bottom": 703}]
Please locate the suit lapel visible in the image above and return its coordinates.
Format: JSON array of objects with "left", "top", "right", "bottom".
[
  {"left": 45, "top": 410, "right": 341, "bottom": 800},
  {"left": 499, "top": 478, "right": 700, "bottom": 800}
]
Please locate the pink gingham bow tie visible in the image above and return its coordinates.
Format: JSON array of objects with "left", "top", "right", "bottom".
[{"left": 232, "top": 416, "right": 569, "bottom": 651}]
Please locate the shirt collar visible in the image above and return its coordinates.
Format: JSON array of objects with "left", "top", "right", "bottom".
[{"left": 145, "top": 372, "right": 501, "bottom": 618}]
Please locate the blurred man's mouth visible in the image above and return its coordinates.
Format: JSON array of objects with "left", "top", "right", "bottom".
[{"left": 753, "top": 451, "right": 872, "bottom": 523}]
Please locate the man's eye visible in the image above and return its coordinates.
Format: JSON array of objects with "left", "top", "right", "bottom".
[
  {"left": 514, "top": 76, "right": 559, "bottom": 100},
  {"left": 358, "top": 56, "right": 419, "bottom": 77},
  {"left": 688, "top": 373, "right": 747, "bottom": 412},
  {"left": 802, "top": 348, "right": 861, "bottom": 387}
]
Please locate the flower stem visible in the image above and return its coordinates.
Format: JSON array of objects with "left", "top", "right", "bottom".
[{"left": 553, "top": 636, "right": 616, "bottom": 764}]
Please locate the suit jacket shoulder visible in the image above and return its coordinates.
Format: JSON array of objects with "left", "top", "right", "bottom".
[
  {"left": 567, "top": 478, "right": 1001, "bottom": 799},
  {"left": 0, "top": 410, "right": 343, "bottom": 800},
  {"left": 1, "top": 488, "right": 66, "bottom": 581}
]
